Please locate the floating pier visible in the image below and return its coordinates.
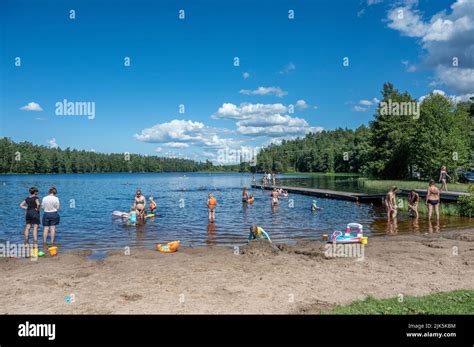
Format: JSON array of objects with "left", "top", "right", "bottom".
[{"left": 253, "top": 185, "right": 468, "bottom": 203}]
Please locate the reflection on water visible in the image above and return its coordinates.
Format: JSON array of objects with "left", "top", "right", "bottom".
[{"left": 0, "top": 173, "right": 471, "bottom": 251}]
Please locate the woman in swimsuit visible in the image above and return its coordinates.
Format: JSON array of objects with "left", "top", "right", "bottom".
[
  {"left": 439, "top": 166, "right": 451, "bottom": 192},
  {"left": 426, "top": 179, "right": 440, "bottom": 222},
  {"left": 133, "top": 189, "right": 146, "bottom": 219},
  {"left": 271, "top": 188, "right": 279, "bottom": 206}
]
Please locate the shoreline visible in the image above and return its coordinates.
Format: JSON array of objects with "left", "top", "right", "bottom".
[{"left": 1, "top": 228, "right": 473, "bottom": 314}]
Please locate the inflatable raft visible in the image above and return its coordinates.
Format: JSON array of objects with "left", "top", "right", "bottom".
[{"left": 324, "top": 223, "right": 368, "bottom": 244}]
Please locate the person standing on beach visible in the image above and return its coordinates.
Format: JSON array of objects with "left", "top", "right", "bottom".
[
  {"left": 407, "top": 190, "right": 419, "bottom": 219},
  {"left": 207, "top": 193, "right": 217, "bottom": 222},
  {"left": 426, "top": 179, "right": 440, "bottom": 222},
  {"left": 384, "top": 186, "right": 398, "bottom": 221},
  {"left": 20, "top": 187, "right": 40, "bottom": 247},
  {"left": 439, "top": 166, "right": 451, "bottom": 192},
  {"left": 41, "top": 187, "right": 60, "bottom": 251}
]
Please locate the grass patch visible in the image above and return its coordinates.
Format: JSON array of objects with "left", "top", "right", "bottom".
[
  {"left": 281, "top": 172, "right": 361, "bottom": 177},
  {"left": 327, "top": 290, "right": 474, "bottom": 314},
  {"left": 360, "top": 178, "right": 469, "bottom": 193},
  {"left": 396, "top": 197, "right": 462, "bottom": 216}
]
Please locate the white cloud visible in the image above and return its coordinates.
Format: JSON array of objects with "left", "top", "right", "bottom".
[
  {"left": 47, "top": 138, "right": 58, "bottom": 148},
  {"left": 418, "top": 89, "right": 474, "bottom": 103},
  {"left": 20, "top": 102, "right": 43, "bottom": 112},
  {"left": 155, "top": 147, "right": 163, "bottom": 152},
  {"left": 278, "top": 62, "right": 296, "bottom": 75},
  {"left": 135, "top": 119, "right": 237, "bottom": 149},
  {"left": 387, "top": 0, "right": 474, "bottom": 93},
  {"left": 359, "top": 100, "right": 373, "bottom": 106},
  {"left": 295, "top": 99, "right": 309, "bottom": 109},
  {"left": 243, "top": 72, "right": 250, "bottom": 79},
  {"left": 352, "top": 106, "right": 368, "bottom": 112},
  {"left": 213, "top": 102, "right": 322, "bottom": 138},
  {"left": 367, "top": 0, "right": 383, "bottom": 5},
  {"left": 239, "top": 86, "right": 288, "bottom": 98}
]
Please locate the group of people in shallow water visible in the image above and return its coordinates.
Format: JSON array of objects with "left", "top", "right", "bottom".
[{"left": 384, "top": 166, "right": 453, "bottom": 223}]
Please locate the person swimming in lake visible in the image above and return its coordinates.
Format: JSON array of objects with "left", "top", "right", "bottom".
[
  {"left": 248, "top": 224, "right": 271, "bottom": 243},
  {"left": 311, "top": 199, "right": 322, "bottom": 212},
  {"left": 407, "top": 190, "right": 419, "bottom": 219},
  {"left": 207, "top": 193, "right": 217, "bottom": 222},
  {"left": 426, "top": 179, "right": 440, "bottom": 222},
  {"left": 271, "top": 188, "right": 279, "bottom": 206},
  {"left": 439, "top": 166, "right": 451, "bottom": 192},
  {"left": 133, "top": 189, "right": 146, "bottom": 219},
  {"left": 242, "top": 187, "right": 249, "bottom": 202},
  {"left": 385, "top": 186, "right": 398, "bottom": 221},
  {"left": 20, "top": 186, "right": 40, "bottom": 246}
]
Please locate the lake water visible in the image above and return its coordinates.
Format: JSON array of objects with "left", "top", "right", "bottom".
[{"left": 0, "top": 173, "right": 471, "bottom": 252}]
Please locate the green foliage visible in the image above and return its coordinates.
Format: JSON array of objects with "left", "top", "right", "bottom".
[
  {"left": 458, "top": 184, "right": 474, "bottom": 217},
  {"left": 254, "top": 83, "right": 472, "bottom": 182},
  {"left": 0, "top": 138, "right": 238, "bottom": 174},
  {"left": 255, "top": 126, "right": 371, "bottom": 174},
  {"left": 328, "top": 290, "right": 474, "bottom": 314}
]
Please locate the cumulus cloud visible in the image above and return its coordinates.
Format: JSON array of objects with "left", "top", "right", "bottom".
[
  {"left": 295, "top": 99, "right": 309, "bottom": 109},
  {"left": 135, "top": 119, "right": 237, "bottom": 149},
  {"left": 387, "top": 0, "right": 474, "bottom": 93},
  {"left": 278, "top": 62, "right": 296, "bottom": 75},
  {"left": 47, "top": 138, "right": 58, "bottom": 148},
  {"left": 213, "top": 102, "right": 322, "bottom": 138},
  {"left": 418, "top": 89, "right": 474, "bottom": 103},
  {"left": 20, "top": 102, "right": 43, "bottom": 111},
  {"left": 240, "top": 86, "right": 288, "bottom": 98}
]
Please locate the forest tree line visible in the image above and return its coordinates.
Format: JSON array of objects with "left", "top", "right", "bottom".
[
  {"left": 0, "top": 137, "right": 239, "bottom": 174},
  {"left": 253, "top": 83, "right": 473, "bottom": 180}
]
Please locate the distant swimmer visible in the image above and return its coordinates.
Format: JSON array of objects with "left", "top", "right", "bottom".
[
  {"left": 148, "top": 196, "right": 157, "bottom": 213},
  {"left": 311, "top": 200, "right": 323, "bottom": 212},
  {"left": 271, "top": 188, "right": 279, "bottom": 206},
  {"left": 242, "top": 187, "right": 249, "bottom": 202},
  {"left": 207, "top": 193, "right": 217, "bottom": 222},
  {"left": 248, "top": 224, "right": 272, "bottom": 243}
]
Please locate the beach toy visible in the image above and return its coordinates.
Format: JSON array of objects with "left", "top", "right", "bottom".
[
  {"left": 38, "top": 251, "right": 45, "bottom": 257},
  {"left": 48, "top": 246, "right": 58, "bottom": 256},
  {"left": 31, "top": 247, "right": 38, "bottom": 257},
  {"left": 156, "top": 240, "right": 180, "bottom": 253},
  {"left": 322, "top": 234, "right": 328, "bottom": 241},
  {"left": 327, "top": 223, "right": 366, "bottom": 244},
  {"left": 145, "top": 213, "right": 155, "bottom": 218}
]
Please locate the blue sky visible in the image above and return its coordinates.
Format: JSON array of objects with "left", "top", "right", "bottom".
[{"left": 1, "top": 0, "right": 472, "bottom": 162}]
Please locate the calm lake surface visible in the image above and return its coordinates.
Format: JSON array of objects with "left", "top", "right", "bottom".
[{"left": 0, "top": 173, "right": 471, "bottom": 252}]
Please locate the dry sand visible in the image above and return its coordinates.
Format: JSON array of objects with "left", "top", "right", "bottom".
[{"left": 1, "top": 229, "right": 473, "bottom": 314}]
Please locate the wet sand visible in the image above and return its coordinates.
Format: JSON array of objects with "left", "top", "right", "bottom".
[{"left": 1, "top": 229, "right": 473, "bottom": 314}]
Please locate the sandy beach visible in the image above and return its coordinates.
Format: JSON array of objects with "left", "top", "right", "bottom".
[{"left": 1, "top": 229, "right": 473, "bottom": 314}]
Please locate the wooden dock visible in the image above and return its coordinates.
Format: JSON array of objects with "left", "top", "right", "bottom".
[{"left": 253, "top": 185, "right": 468, "bottom": 203}]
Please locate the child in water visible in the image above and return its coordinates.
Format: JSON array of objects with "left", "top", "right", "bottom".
[
  {"left": 311, "top": 200, "right": 322, "bottom": 212},
  {"left": 148, "top": 196, "right": 157, "bottom": 214},
  {"left": 207, "top": 193, "right": 217, "bottom": 222},
  {"left": 129, "top": 206, "right": 137, "bottom": 225},
  {"left": 248, "top": 224, "right": 272, "bottom": 242}
]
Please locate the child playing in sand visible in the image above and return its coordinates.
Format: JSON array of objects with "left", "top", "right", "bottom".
[
  {"left": 207, "top": 193, "right": 217, "bottom": 222},
  {"left": 20, "top": 187, "right": 40, "bottom": 247},
  {"left": 248, "top": 224, "right": 272, "bottom": 243}
]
